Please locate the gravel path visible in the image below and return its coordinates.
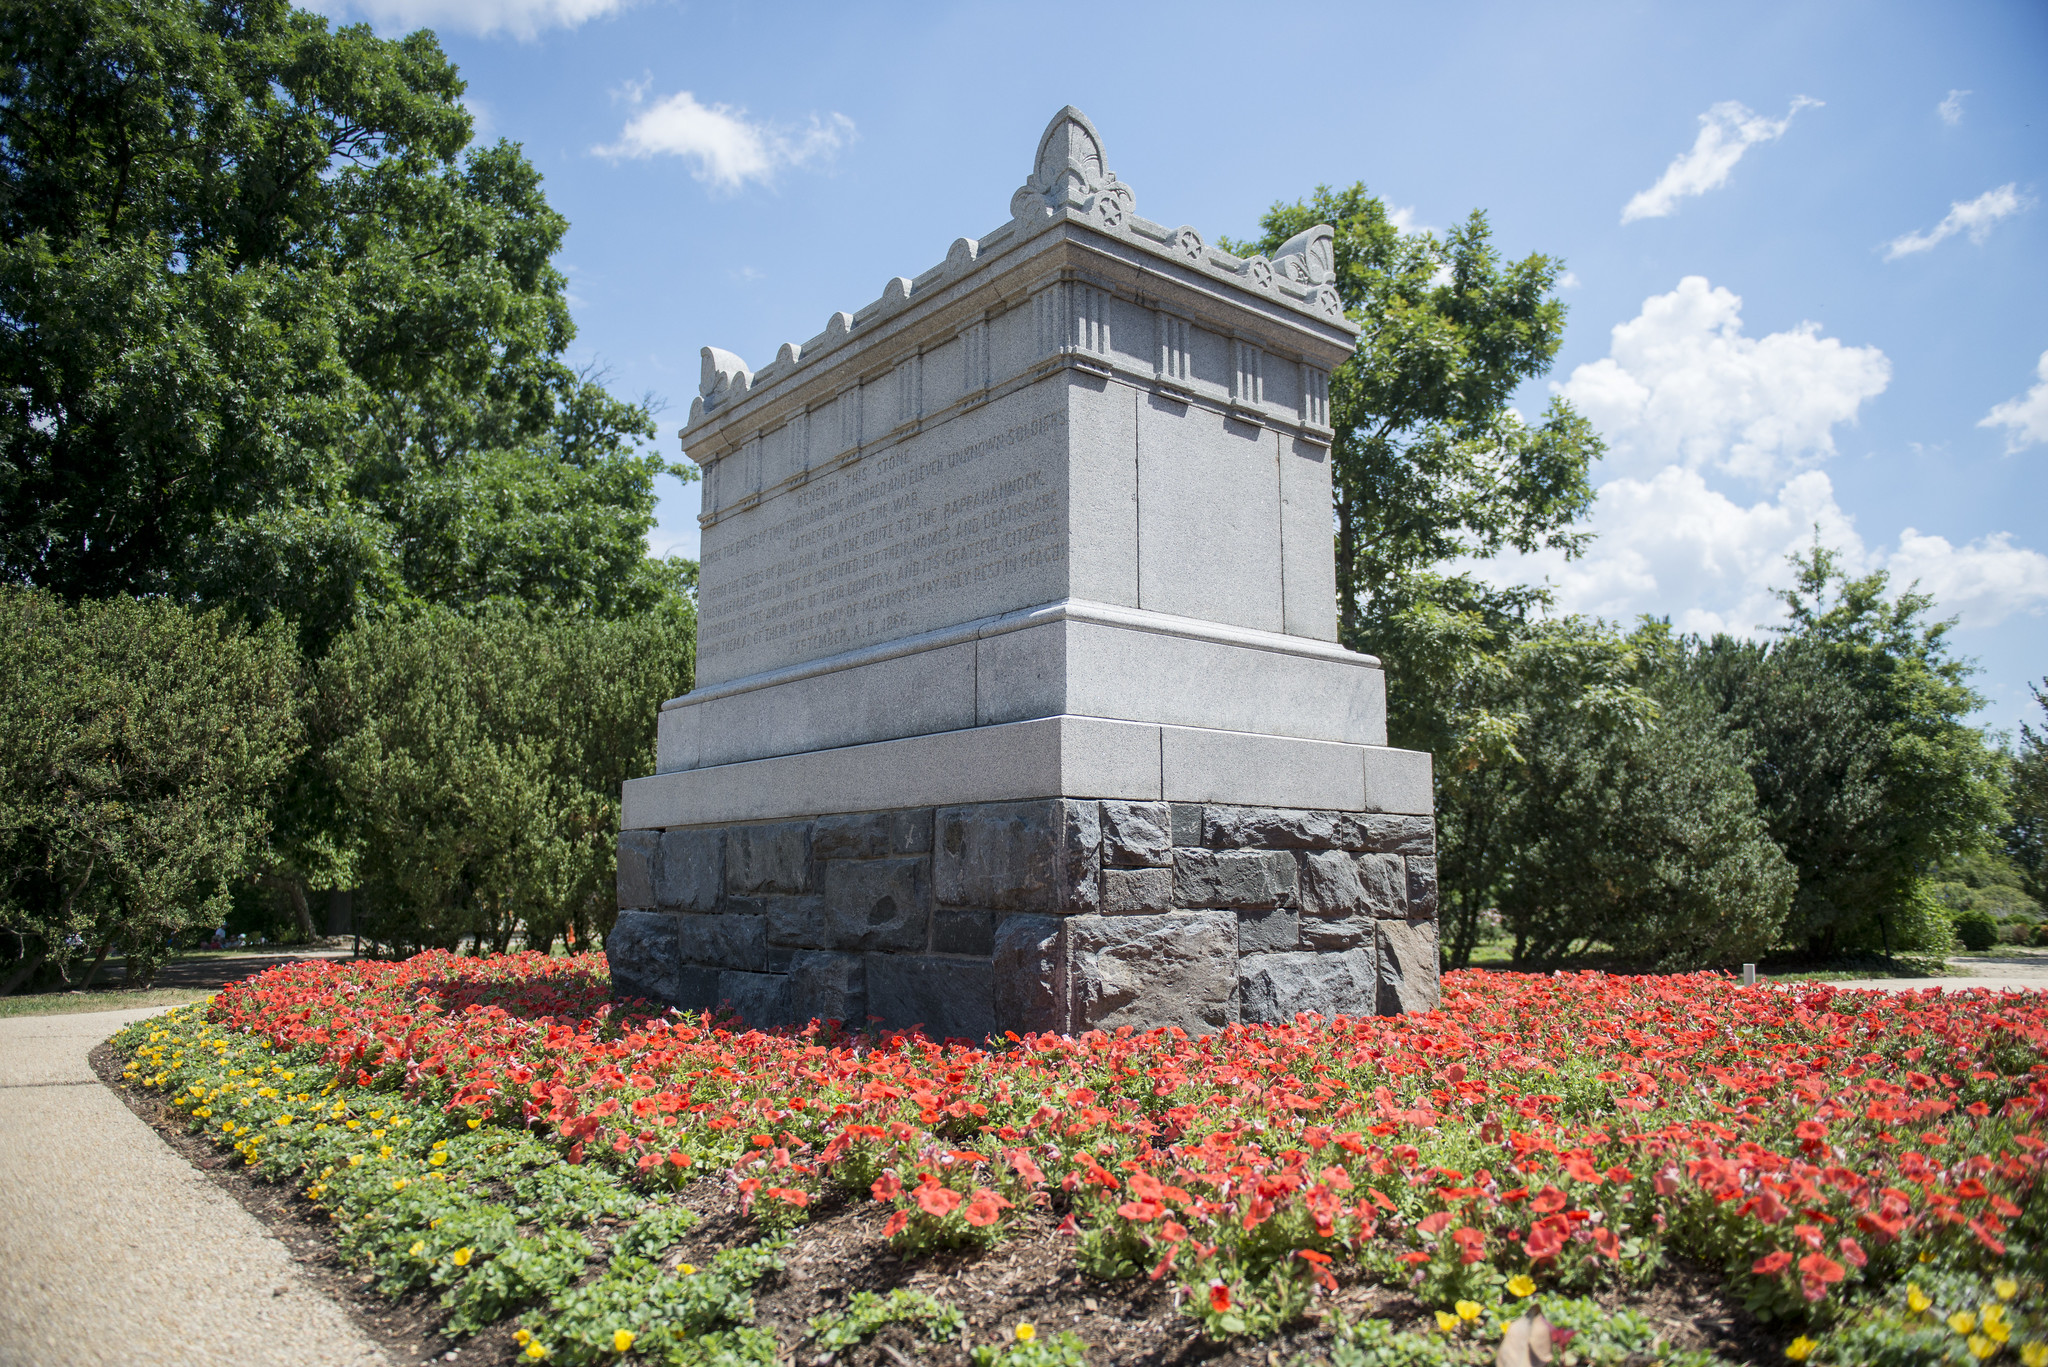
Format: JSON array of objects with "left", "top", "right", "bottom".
[{"left": 0, "top": 1006, "right": 391, "bottom": 1367}]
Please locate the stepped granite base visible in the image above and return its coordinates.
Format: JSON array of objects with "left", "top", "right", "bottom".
[{"left": 608, "top": 797, "right": 1438, "bottom": 1039}]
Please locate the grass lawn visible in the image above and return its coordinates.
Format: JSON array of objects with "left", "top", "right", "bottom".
[
  {"left": 108, "top": 953, "right": 2048, "bottom": 1367},
  {"left": 0, "top": 986, "right": 208, "bottom": 1019}
]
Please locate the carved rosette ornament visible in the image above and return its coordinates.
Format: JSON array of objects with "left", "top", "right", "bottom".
[
  {"left": 1309, "top": 285, "right": 1345, "bottom": 319},
  {"left": 1173, "top": 227, "right": 1205, "bottom": 262},
  {"left": 1244, "top": 256, "right": 1274, "bottom": 290}
]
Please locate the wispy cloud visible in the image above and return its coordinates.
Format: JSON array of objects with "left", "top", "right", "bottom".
[
  {"left": 595, "top": 90, "right": 855, "bottom": 192},
  {"left": 1938, "top": 89, "right": 1971, "bottom": 126},
  {"left": 1981, "top": 349, "right": 2048, "bottom": 453},
  {"left": 1621, "top": 97, "right": 1822, "bottom": 224},
  {"left": 315, "top": 0, "right": 633, "bottom": 40},
  {"left": 1884, "top": 183, "right": 2030, "bottom": 259}
]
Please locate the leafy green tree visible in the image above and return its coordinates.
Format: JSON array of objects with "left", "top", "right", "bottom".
[
  {"left": 0, "top": 588, "right": 303, "bottom": 990},
  {"left": 1689, "top": 547, "right": 2002, "bottom": 956},
  {"left": 319, "top": 608, "right": 691, "bottom": 957},
  {"left": 0, "top": 0, "right": 689, "bottom": 652},
  {"left": 2006, "top": 680, "right": 2048, "bottom": 906}
]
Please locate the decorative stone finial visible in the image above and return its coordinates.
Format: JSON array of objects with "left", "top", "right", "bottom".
[
  {"left": 1010, "top": 105, "right": 1134, "bottom": 229},
  {"left": 699, "top": 346, "right": 751, "bottom": 414},
  {"left": 1272, "top": 225, "right": 1335, "bottom": 286}
]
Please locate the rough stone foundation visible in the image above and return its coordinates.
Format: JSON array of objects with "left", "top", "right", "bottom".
[{"left": 609, "top": 798, "right": 1438, "bottom": 1039}]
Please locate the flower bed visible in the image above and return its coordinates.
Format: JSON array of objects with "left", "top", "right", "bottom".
[{"left": 113, "top": 954, "right": 2048, "bottom": 1365}]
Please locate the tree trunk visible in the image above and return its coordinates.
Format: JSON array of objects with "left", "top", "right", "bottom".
[
  {"left": 285, "top": 878, "right": 315, "bottom": 940},
  {"left": 1, "top": 950, "right": 47, "bottom": 997},
  {"left": 79, "top": 942, "right": 113, "bottom": 989}
]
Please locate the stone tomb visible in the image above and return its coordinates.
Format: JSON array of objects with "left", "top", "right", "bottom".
[{"left": 609, "top": 107, "right": 1439, "bottom": 1038}]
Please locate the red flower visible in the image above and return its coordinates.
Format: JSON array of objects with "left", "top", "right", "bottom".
[
  {"left": 914, "top": 1182, "right": 962, "bottom": 1218},
  {"left": 871, "top": 1172, "right": 903, "bottom": 1201},
  {"left": 1752, "top": 1250, "right": 1792, "bottom": 1275},
  {"left": 962, "top": 1190, "right": 1011, "bottom": 1227},
  {"left": 1209, "top": 1281, "right": 1231, "bottom": 1313}
]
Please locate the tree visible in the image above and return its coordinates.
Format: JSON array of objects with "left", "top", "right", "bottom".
[
  {"left": 0, "top": 0, "right": 689, "bottom": 654},
  {"left": 319, "top": 608, "right": 692, "bottom": 957},
  {"left": 2007, "top": 680, "right": 2048, "bottom": 907},
  {"left": 0, "top": 588, "right": 303, "bottom": 989},
  {"left": 1688, "top": 547, "right": 2003, "bottom": 955}
]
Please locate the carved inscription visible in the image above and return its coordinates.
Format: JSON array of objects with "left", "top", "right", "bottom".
[{"left": 696, "top": 410, "right": 1070, "bottom": 678}]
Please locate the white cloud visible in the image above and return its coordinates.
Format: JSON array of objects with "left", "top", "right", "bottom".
[
  {"left": 318, "top": 0, "right": 630, "bottom": 39},
  {"left": 1939, "top": 89, "right": 1971, "bottom": 126},
  {"left": 1557, "top": 271, "right": 1581, "bottom": 290},
  {"left": 1477, "top": 276, "right": 2048, "bottom": 637},
  {"left": 1386, "top": 205, "right": 1438, "bottom": 236},
  {"left": 1981, "top": 349, "right": 2048, "bottom": 452},
  {"left": 1556, "top": 276, "right": 1890, "bottom": 484},
  {"left": 595, "top": 91, "right": 855, "bottom": 191},
  {"left": 1621, "top": 97, "right": 1821, "bottom": 224},
  {"left": 1885, "top": 183, "right": 2030, "bottom": 259}
]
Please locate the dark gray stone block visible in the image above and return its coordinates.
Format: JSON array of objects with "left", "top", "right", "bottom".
[
  {"left": 1360, "top": 853, "right": 1408, "bottom": 918},
  {"left": 1301, "top": 913, "right": 1372, "bottom": 951},
  {"left": 787, "top": 950, "right": 865, "bottom": 1026},
  {"left": 1100, "top": 867, "right": 1173, "bottom": 914},
  {"left": 1377, "top": 919, "right": 1440, "bottom": 1015},
  {"left": 1100, "top": 801, "right": 1172, "bottom": 867},
  {"left": 762, "top": 895, "right": 827, "bottom": 947},
  {"left": 1068, "top": 911, "right": 1237, "bottom": 1035},
  {"left": 1405, "top": 857, "right": 1439, "bottom": 924},
  {"left": 606, "top": 910, "right": 680, "bottom": 1005},
  {"left": 1358, "top": 816, "right": 1436, "bottom": 856},
  {"left": 717, "top": 969, "right": 789, "bottom": 1027},
  {"left": 1170, "top": 803, "right": 1205, "bottom": 848},
  {"left": 672, "top": 965, "right": 723, "bottom": 1013},
  {"left": 727, "top": 822, "right": 811, "bottom": 895},
  {"left": 675, "top": 912, "right": 766, "bottom": 971},
  {"left": 1204, "top": 806, "right": 1357, "bottom": 850},
  {"left": 992, "top": 915, "right": 1064, "bottom": 1037},
  {"left": 1296, "top": 850, "right": 1365, "bottom": 916},
  {"left": 819, "top": 857, "right": 929, "bottom": 951},
  {"left": 656, "top": 829, "right": 723, "bottom": 912},
  {"left": 617, "top": 830, "right": 659, "bottom": 910},
  {"left": 1173, "top": 849, "right": 1297, "bottom": 909},
  {"left": 933, "top": 908, "right": 995, "bottom": 956},
  {"left": 1240, "top": 948, "right": 1376, "bottom": 1025},
  {"left": 1236, "top": 905, "right": 1299, "bottom": 955},
  {"left": 812, "top": 809, "right": 933, "bottom": 859},
  {"left": 867, "top": 955, "right": 995, "bottom": 1041},
  {"left": 933, "top": 799, "right": 1097, "bottom": 913}
]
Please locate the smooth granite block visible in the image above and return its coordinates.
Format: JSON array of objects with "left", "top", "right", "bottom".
[
  {"left": 1240, "top": 948, "right": 1375, "bottom": 1025},
  {"left": 606, "top": 911, "right": 680, "bottom": 1004},
  {"left": 812, "top": 809, "right": 934, "bottom": 859},
  {"left": 1135, "top": 398, "right": 1285, "bottom": 634},
  {"left": 1100, "top": 800, "right": 1172, "bottom": 866},
  {"left": 717, "top": 970, "right": 789, "bottom": 1028},
  {"left": 693, "top": 639, "right": 978, "bottom": 770},
  {"left": 656, "top": 829, "right": 723, "bottom": 912},
  {"left": 675, "top": 912, "right": 767, "bottom": 971},
  {"left": 817, "top": 858, "right": 930, "bottom": 951},
  {"left": 1406, "top": 857, "right": 1439, "bottom": 924},
  {"left": 868, "top": 955, "right": 996, "bottom": 1042},
  {"left": 992, "top": 914, "right": 1065, "bottom": 1036},
  {"left": 1161, "top": 726, "right": 1365, "bottom": 811},
  {"left": 1173, "top": 849, "right": 1297, "bottom": 909},
  {"left": 1067, "top": 911, "right": 1238, "bottom": 1035},
  {"left": 1377, "top": 919, "right": 1440, "bottom": 1015},
  {"left": 1100, "top": 867, "right": 1174, "bottom": 914},
  {"left": 1236, "top": 905, "right": 1299, "bottom": 956},
  {"left": 655, "top": 701, "right": 701, "bottom": 774},
  {"left": 617, "top": 831, "right": 659, "bottom": 910},
  {"left": 786, "top": 951, "right": 865, "bottom": 1027},
  {"left": 726, "top": 822, "right": 811, "bottom": 895},
  {"left": 1363, "top": 747, "right": 1434, "bottom": 816},
  {"left": 1359, "top": 854, "right": 1408, "bottom": 919}
]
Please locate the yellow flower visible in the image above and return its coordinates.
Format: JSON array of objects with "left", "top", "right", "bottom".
[
  {"left": 409, "top": 1242, "right": 426, "bottom": 1257},
  {"left": 1456, "top": 1301, "right": 1482, "bottom": 1322},
  {"left": 348, "top": 1154, "right": 363, "bottom": 1167},
  {"left": 515, "top": 1330, "right": 532, "bottom": 1346},
  {"left": 612, "top": 1330, "right": 635, "bottom": 1353},
  {"left": 430, "top": 1153, "right": 448, "bottom": 1166},
  {"left": 468, "top": 1118, "right": 482, "bottom": 1129},
  {"left": 1970, "top": 1335, "right": 1999, "bottom": 1361},
  {"left": 378, "top": 1146, "right": 393, "bottom": 1160},
  {"left": 2020, "top": 1344, "right": 2048, "bottom": 1367},
  {"left": 1922, "top": 1250, "right": 1936, "bottom": 1264},
  {"left": 1997, "top": 1279, "right": 2020, "bottom": 1301},
  {"left": 1989, "top": 1320, "right": 2013, "bottom": 1346},
  {"left": 275, "top": 1115, "right": 293, "bottom": 1126},
  {"left": 525, "top": 1344, "right": 547, "bottom": 1361},
  {"left": 451, "top": 1248, "right": 472, "bottom": 1267},
  {"left": 391, "top": 1178, "right": 408, "bottom": 1192},
  {"left": 1988, "top": 1304, "right": 2011, "bottom": 1328},
  {"left": 1908, "top": 1285, "right": 1932, "bottom": 1314},
  {"left": 678, "top": 1264, "right": 695, "bottom": 1276},
  {"left": 1507, "top": 1274, "right": 1537, "bottom": 1299},
  {"left": 1952, "top": 1312, "right": 1979, "bottom": 1336},
  {"left": 1785, "top": 1337, "right": 1818, "bottom": 1362},
  {"left": 1014, "top": 1324, "right": 1036, "bottom": 1343},
  {"left": 1435, "top": 1310, "right": 1459, "bottom": 1334},
  {"left": 345, "top": 1120, "right": 360, "bottom": 1131}
]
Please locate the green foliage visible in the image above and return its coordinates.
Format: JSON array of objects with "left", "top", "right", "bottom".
[
  {"left": 529, "top": 1240, "right": 786, "bottom": 1366},
  {"left": 1689, "top": 546, "right": 2003, "bottom": 955},
  {"left": 441, "top": 1227, "right": 594, "bottom": 1337},
  {"left": 1952, "top": 908, "right": 2000, "bottom": 952},
  {"left": 2006, "top": 681, "right": 2048, "bottom": 906},
  {"left": 808, "top": 1288, "right": 966, "bottom": 1350},
  {"left": 319, "top": 606, "right": 692, "bottom": 954},
  {"left": 0, "top": 0, "right": 686, "bottom": 653},
  {"left": 970, "top": 1329, "right": 1090, "bottom": 1367},
  {"left": 0, "top": 589, "right": 303, "bottom": 986}
]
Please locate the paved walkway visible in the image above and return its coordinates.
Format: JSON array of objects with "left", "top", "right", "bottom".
[{"left": 0, "top": 1006, "right": 390, "bottom": 1367}]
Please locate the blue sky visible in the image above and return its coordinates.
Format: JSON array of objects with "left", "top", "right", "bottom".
[{"left": 321, "top": 0, "right": 2048, "bottom": 732}]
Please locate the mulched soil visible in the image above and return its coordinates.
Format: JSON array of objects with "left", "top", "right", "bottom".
[{"left": 93, "top": 1041, "right": 1777, "bottom": 1367}]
